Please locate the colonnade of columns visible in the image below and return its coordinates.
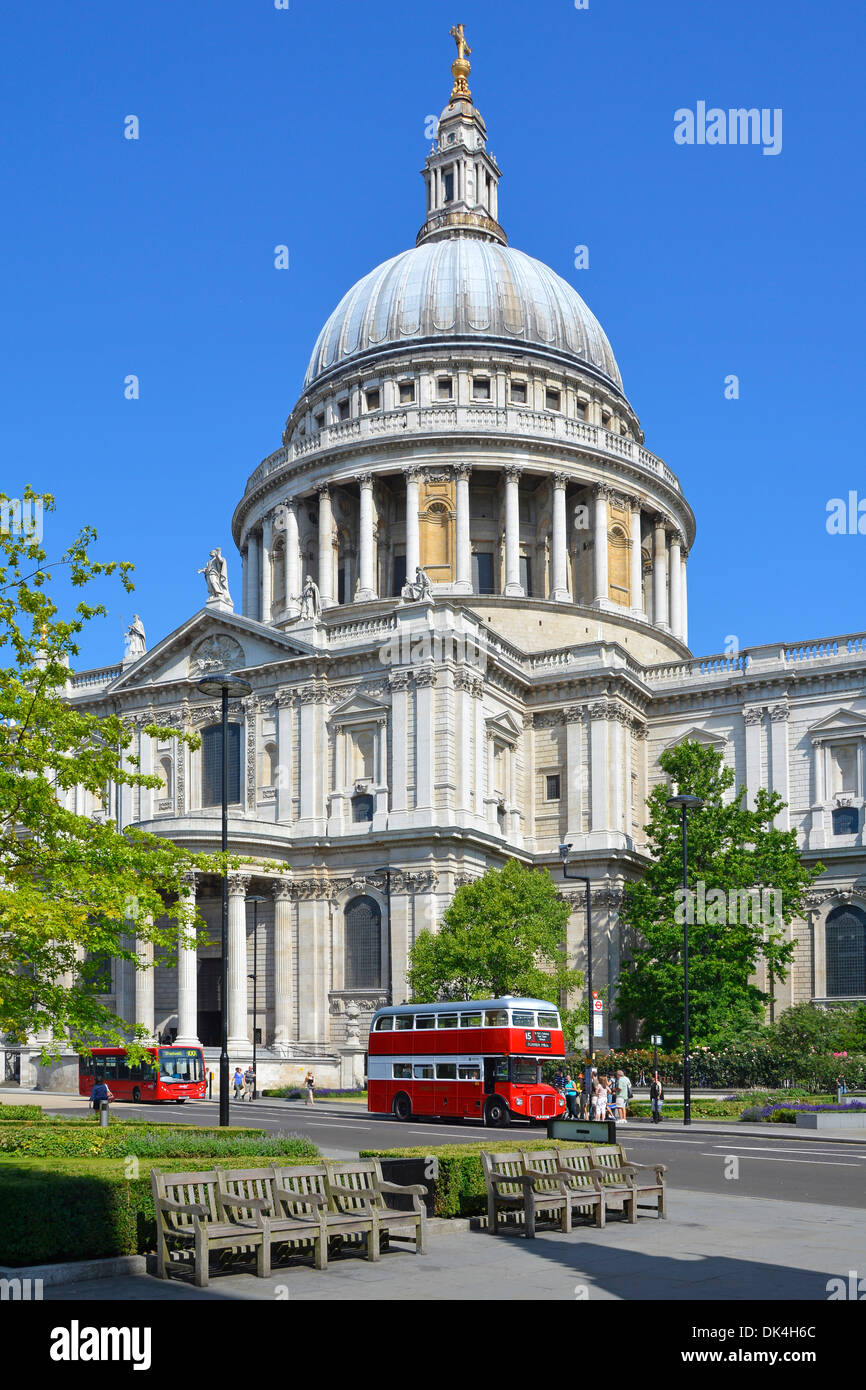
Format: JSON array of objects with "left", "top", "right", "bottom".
[
  {"left": 240, "top": 468, "right": 689, "bottom": 645},
  {"left": 132, "top": 875, "right": 294, "bottom": 1051}
]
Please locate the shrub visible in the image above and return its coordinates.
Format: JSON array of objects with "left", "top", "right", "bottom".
[
  {"left": 263, "top": 1087, "right": 366, "bottom": 1100},
  {"left": 585, "top": 1046, "right": 866, "bottom": 1090},
  {"left": 360, "top": 1140, "right": 611, "bottom": 1220},
  {"left": 0, "top": 1125, "right": 318, "bottom": 1160},
  {"left": 0, "top": 1104, "right": 46, "bottom": 1120}
]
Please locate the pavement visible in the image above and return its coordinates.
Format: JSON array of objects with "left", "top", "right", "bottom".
[{"left": 39, "top": 1187, "right": 864, "bottom": 1302}]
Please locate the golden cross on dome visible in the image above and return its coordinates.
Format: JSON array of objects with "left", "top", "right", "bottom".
[
  {"left": 450, "top": 23, "right": 471, "bottom": 62},
  {"left": 449, "top": 23, "right": 472, "bottom": 100}
]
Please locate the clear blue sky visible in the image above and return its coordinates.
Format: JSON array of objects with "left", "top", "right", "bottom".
[{"left": 3, "top": 0, "right": 864, "bottom": 670}]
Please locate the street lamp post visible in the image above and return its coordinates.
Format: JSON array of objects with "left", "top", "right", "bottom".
[
  {"left": 558, "top": 846, "right": 593, "bottom": 1061},
  {"left": 247, "top": 894, "right": 268, "bottom": 1101},
  {"left": 196, "top": 671, "right": 253, "bottom": 1127},
  {"left": 665, "top": 789, "right": 704, "bottom": 1127}
]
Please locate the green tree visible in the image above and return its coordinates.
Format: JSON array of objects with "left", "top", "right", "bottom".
[
  {"left": 408, "top": 858, "right": 580, "bottom": 1003},
  {"left": 617, "top": 740, "right": 822, "bottom": 1048},
  {"left": 0, "top": 488, "right": 235, "bottom": 1053}
]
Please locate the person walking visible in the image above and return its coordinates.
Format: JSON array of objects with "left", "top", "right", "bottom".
[
  {"left": 553, "top": 1065, "right": 566, "bottom": 1092},
  {"left": 579, "top": 1068, "right": 592, "bottom": 1120},
  {"left": 638, "top": 1065, "right": 647, "bottom": 1087},
  {"left": 593, "top": 1077, "right": 608, "bottom": 1121},
  {"left": 616, "top": 1068, "right": 632, "bottom": 1124},
  {"left": 232, "top": 1066, "right": 244, "bottom": 1101},
  {"left": 563, "top": 1074, "right": 579, "bottom": 1119},
  {"left": 650, "top": 1073, "right": 664, "bottom": 1123},
  {"left": 243, "top": 1064, "right": 256, "bottom": 1102},
  {"left": 304, "top": 1070, "right": 316, "bottom": 1107},
  {"left": 90, "top": 1077, "right": 113, "bottom": 1113}
]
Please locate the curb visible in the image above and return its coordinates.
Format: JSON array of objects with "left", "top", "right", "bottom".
[{"left": 0, "top": 1255, "right": 147, "bottom": 1287}]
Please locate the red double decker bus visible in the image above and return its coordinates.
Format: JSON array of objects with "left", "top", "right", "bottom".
[
  {"left": 78, "top": 1046, "right": 206, "bottom": 1104},
  {"left": 367, "top": 996, "right": 567, "bottom": 1126}
]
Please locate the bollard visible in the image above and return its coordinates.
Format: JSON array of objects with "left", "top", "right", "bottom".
[
  {"left": 209, "top": 1070, "right": 213, "bottom": 1100},
  {"left": 99, "top": 1100, "right": 110, "bottom": 1128}
]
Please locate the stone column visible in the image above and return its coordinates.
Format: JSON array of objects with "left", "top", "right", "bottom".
[
  {"left": 240, "top": 546, "right": 249, "bottom": 617},
  {"left": 589, "top": 701, "right": 609, "bottom": 834},
  {"left": 284, "top": 499, "right": 301, "bottom": 616},
  {"left": 134, "top": 926, "right": 154, "bottom": 1041},
  {"left": 261, "top": 512, "right": 274, "bottom": 623},
  {"left": 138, "top": 720, "right": 154, "bottom": 822},
  {"left": 272, "top": 879, "right": 293, "bottom": 1050},
  {"left": 681, "top": 549, "right": 689, "bottom": 646},
  {"left": 356, "top": 473, "right": 376, "bottom": 600},
  {"left": 454, "top": 464, "right": 472, "bottom": 592},
  {"left": 652, "top": 517, "right": 668, "bottom": 628},
  {"left": 414, "top": 669, "right": 436, "bottom": 813},
  {"left": 404, "top": 468, "right": 421, "bottom": 582},
  {"left": 389, "top": 671, "right": 410, "bottom": 816},
  {"left": 551, "top": 473, "right": 570, "bottom": 602},
  {"left": 592, "top": 484, "right": 609, "bottom": 605},
  {"left": 770, "top": 704, "right": 790, "bottom": 831},
  {"left": 246, "top": 530, "right": 261, "bottom": 621},
  {"left": 668, "top": 530, "right": 682, "bottom": 639},
  {"left": 316, "top": 485, "right": 334, "bottom": 607},
  {"left": 744, "top": 707, "right": 764, "bottom": 810},
  {"left": 629, "top": 499, "right": 644, "bottom": 616},
  {"left": 175, "top": 873, "right": 199, "bottom": 1046},
  {"left": 503, "top": 466, "right": 524, "bottom": 596},
  {"left": 227, "top": 874, "right": 251, "bottom": 1051},
  {"left": 276, "top": 691, "right": 293, "bottom": 823},
  {"left": 565, "top": 706, "right": 583, "bottom": 841}
]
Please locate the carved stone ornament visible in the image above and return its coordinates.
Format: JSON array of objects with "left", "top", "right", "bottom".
[
  {"left": 189, "top": 633, "right": 245, "bottom": 678},
  {"left": 743, "top": 707, "right": 763, "bottom": 726}
]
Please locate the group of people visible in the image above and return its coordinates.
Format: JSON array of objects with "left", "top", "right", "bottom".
[
  {"left": 554, "top": 1066, "right": 666, "bottom": 1123},
  {"left": 231, "top": 1065, "right": 256, "bottom": 1101}
]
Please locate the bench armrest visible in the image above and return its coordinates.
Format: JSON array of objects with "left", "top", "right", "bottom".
[
  {"left": 627, "top": 1162, "right": 667, "bottom": 1177},
  {"left": 158, "top": 1197, "right": 208, "bottom": 1218},
  {"left": 275, "top": 1188, "right": 327, "bottom": 1209},
  {"left": 218, "top": 1194, "right": 272, "bottom": 1213},
  {"left": 555, "top": 1167, "right": 604, "bottom": 1192},
  {"left": 331, "top": 1189, "right": 378, "bottom": 1213},
  {"left": 378, "top": 1181, "right": 428, "bottom": 1198}
]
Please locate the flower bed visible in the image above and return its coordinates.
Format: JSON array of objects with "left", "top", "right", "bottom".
[{"left": 741, "top": 1101, "right": 866, "bottom": 1124}]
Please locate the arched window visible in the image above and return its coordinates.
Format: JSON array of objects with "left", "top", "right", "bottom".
[
  {"left": 271, "top": 538, "right": 286, "bottom": 610},
  {"left": 259, "top": 742, "right": 278, "bottom": 787},
  {"left": 158, "top": 756, "right": 173, "bottom": 800},
  {"left": 351, "top": 793, "right": 374, "bottom": 823},
  {"left": 832, "top": 807, "right": 859, "bottom": 836},
  {"left": 201, "top": 723, "right": 242, "bottom": 807},
  {"left": 826, "top": 905, "right": 866, "bottom": 997},
  {"left": 344, "top": 895, "right": 382, "bottom": 989}
]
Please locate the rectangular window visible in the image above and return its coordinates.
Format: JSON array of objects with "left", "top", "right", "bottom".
[
  {"left": 392, "top": 553, "right": 407, "bottom": 597},
  {"left": 460, "top": 1011, "right": 482, "bottom": 1028},
  {"left": 472, "top": 377, "right": 491, "bottom": 400},
  {"left": 415, "top": 1015, "right": 436, "bottom": 1030},
  {"left": 602, "top": 411, "right": 611, "bottom": 427},
  {"left": 376, "top": 1015, "right": 393, "bottom": 1031},
  {"left": 484, "top": 1009, "right": 508, "bottom": 1027},
  {"left": 365, "top": 388, "right": 381, "bottom": 411},
  {"left": 394, "top": 1015, "right": 414, "bottom": 1031},
  {"left": 510, "top": 380, "right": 527, "bottom": 404},
  {"left": 399, "top": 382, "right": 415, "bottom": 404},
  {"left": 472, "top": 552, "right": 494, "bottom": 594},
  {"left": 413, "top": 1064, "right": 434, "bottom": 1080},
  {"left": 392, "top": 1062, "right": 412, "bottom": 1079},
  {"left": 511, "top": 1010, "right": 536, "bottom": 1027},
  {"left": 458, "top": 1063, "right": 481, "bottom": 1081},
  {"left": 545, "top": 774, "right": 561, "bottom": 801},
  {"left": 545, "top": 389, "right": 561, "bottom": 412},
  {"left": 337, "top": 398, "right": 350, "bottom": 421},
  {"left": 202, "top": 723, "right": 242, "bottom": 807},
  {"left": 519, "top": 554, "right": 532, "bottom": 597},
  {"left": 314, "top": 412, "right": 325, "bottom": 430},
  {"left": 436, "top": 1013, "right": 459, "bottom": 1029},
  {"left": 437, "top": 376, "right": 453, "bottom": 399},
  {"left": 436, "top": 1063, "right": 457, "bottom": 1080},
  {"left": 537, "top": 1012, "right": 560, "bottom": 1029},
  {"left": 443, "top": 171, "right": 454, "bottom": 202},
  {"left": 575, "top": 401, "right": 588, "bottom": 419}
]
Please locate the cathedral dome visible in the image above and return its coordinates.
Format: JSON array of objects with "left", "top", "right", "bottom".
[{"left": 302, "top": 237, "right": 623, "bottom": 394}]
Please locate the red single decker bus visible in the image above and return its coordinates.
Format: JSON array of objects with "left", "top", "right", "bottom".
[
  {"left": 78, "top": 1046, "right": 206, "bottom": 1104},
  {"left": 367, "top": 996, "right": 567, "bottom": 1126}
]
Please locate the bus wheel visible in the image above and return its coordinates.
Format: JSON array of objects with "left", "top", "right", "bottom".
[
  {"left": 175, "top": 1099, "right": 186, "bottom": 1104},
  {"left": 485, "top": 1097, "right": 510, "bottom": 1128},
  {"left": 392, "top": 1093, "right": 412, "bottom": 1122},
  {"left": 131, "top": 1087, "right": 141, "bottom": 1102}
]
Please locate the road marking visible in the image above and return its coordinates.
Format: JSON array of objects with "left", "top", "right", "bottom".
[
  {"left": 707, "top": 1144, "right": 866, "bottom": 1159},
  {"left": 700, "top": 1152, "right": 858, "bottom": 1166}
]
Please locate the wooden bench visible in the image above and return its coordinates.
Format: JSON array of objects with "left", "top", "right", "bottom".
[
  {"left": 519, "top": 1148, "right": 607, "bottom": 1228},
  {"left": 272, "top": 1163, "right": 382, "bottom": 1262},
  {"left": 591, "top": 1144, "right": 667, "bottom": 1218},
  {"left": 325, "top": 1159, "right": 428, "bottom": 1254},
  {"left": 480, "top": 1149, "right": 574, "bottom": 1238},
  {"left": 218, "top": 1166, "right": 329, "bottom": 1270},
  {"left": 151, "top": 1168, "right": 271, "bottom": 1288},
  {"left": 555, "top": 1146, "right": 638, "bottom": 1223}
]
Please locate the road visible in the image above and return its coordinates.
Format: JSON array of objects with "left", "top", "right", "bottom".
[{"left": 44, "top": 1095, "right": 866, "bottom": 1211}]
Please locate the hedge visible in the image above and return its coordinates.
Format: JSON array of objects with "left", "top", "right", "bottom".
[
  {"left": 0, "top": 1155, "right": 317, "bottom": 1268},
  {"left": 584, "top": 1047, "right": 866, "bottom": 1090},
  {"left": 0, "top": 1104, "right": 47, "bottom": 1120},
  {"left": 0, "top": 1125, "right": 318, "bottom": 1160},
  {"left": 360, "top": 1140, "right": 611, "bottom": 1219}
]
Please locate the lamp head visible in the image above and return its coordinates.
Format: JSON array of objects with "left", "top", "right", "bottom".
[
  {"left": 558, "top": 843, "right": 571, "bottom": 865},
  {"left": 196, "top": 671, "right": 253, "bottom": 700}
]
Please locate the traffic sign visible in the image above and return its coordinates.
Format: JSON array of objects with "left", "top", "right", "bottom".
[
  {"left": 650, "top": 1034, "right": 663, "bottom": 1045},
  {"left": 592, "top": 999, "right": 603, "bottom": 1013}
]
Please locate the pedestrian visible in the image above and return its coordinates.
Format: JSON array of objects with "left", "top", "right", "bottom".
[
  {"left": 90, "top": 1077, "right": 113, "bottom": 1112},
  {"left": 616, "top": 1068, "right": 632, "bottom": 1123},
  {"left": 638, "top": 1065, "right": 647, "bottom": 1087},
  {"left": 304, "top": 1070, "right": 316, "bottom": 1107},
  {"left": 650, "top": 1072, "right": 664, "bottom": 1123},
  {"left": 579, "top": 1068, "right": 592, "bottom": 1120},
  {"left": 593, "top": 1077, "right": 608, "bottom": 1121},
  {"left": 232, "top": 1066, "right": 244, "bottom": 1101},
  {"left": 243, "top": 1064, "right": 256, "bottom": 1101},
  {"left": 553, "top": 1065, "right": 566, "bottom": 1093},
  {"left": 563, "top": 1074, "right": 579, "bottom": 1119},
  {"left": 605, "top": 1073, "right": 617, "bottom": 1120},
  {"left": 836, "top": 1074, "right": 848, "bottom": 1105}
]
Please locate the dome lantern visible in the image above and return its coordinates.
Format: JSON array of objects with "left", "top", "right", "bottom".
[{"left": 416, "top": 24, "right": 506, "bottom": 248}]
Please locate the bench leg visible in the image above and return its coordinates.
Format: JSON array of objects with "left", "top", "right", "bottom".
[
  {"left": 314, "top": 1224, "right": 328, "bottom": 1270},
  {"left": 156, "top": 1225, "right": 169, "bottom": 1279},
  {"left": 595, "top": 1198, "right": 605, "bottom": 1229},
  {"left": 627, "top": 1193, "right": 637, "bottom": 1225},
  {"left": 525, "top": 1200, "right": 536, "bottom": 1239},
  {"left": 488, "top": 1196, "right": 498, "bottom": 1235},
  {"left": 659, "top": 1189, "right": 666, "bottom": 1219},
  {"left": 256, "top": 1233, "right": 271, "bottom": 1280},
  {"left": 416, "top": 1214, "right": 428, "bottom": 1255},
  {"left": 194, "top": 1227, "right": 209, "bottom": 1289},
  {"left": 367, "top": 1215, "right": 381, "bottom": 1262},
  {"left": 561, "top": 1200, "right": 572, "bottom": 1234}
]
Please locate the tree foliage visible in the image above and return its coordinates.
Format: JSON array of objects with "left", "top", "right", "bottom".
[
  {"left": 407, "top": 858, "right": 580, "bottom": 1003},
  {"left": 616, "top": 740, "right": 823, "bottom": 1048},
  {"left": 0, "top": 488, "right": 236, "bottom": 1053}
]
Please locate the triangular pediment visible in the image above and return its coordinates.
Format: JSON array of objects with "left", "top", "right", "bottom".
[
  {"left": 664, "top": 725, "right": 728, "bottom": 751},
  {"left": 328, "top": 690, "right": 390, "bottom": 722},
  {"left": 809, "top": 706, "right": 866, "bottom": 739},
  {"left": 486, "top": 708, "right": 523, "bottom": 742},
  {"left": 102, "top": 608, "right": 318, "bottom": 695}
]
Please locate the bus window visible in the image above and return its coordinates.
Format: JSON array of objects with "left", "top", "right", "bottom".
[
  {"left": 511, "top": 1009, "right": 535, "bottom": 1027},
  {"left": 415, "top": 1015, "right": 436, "bottom": 1030},
  {"left": 460, "top": 1011, "right": 482, "bottom": 1028},
  {"left": 537, "top": 1012, "right": 560, "bottom": 1029},
  {"left": 458, "top": 1063, "right": 481, "bottom": 1081},
  {"left": 393, "top": 1062, "right": 412, "bottom": 1079},
  {"left": 435, "top": 1063, "right": 457, "bottom": 1079},
  {"left": 95, "top": 1056, "right": 118, "bottom": 1080},
  {"left": 395, "top": 1016, "right": 414, "bottom": 1031},
  {"left": 437, "top": 1013, "right": 459, "bottom": 1028},
  {"left": 376, "top": 1016, "right": 394, "bottom": 1030},
  {"left": 511, "top": 1058, "right": 542, "bottom": 1084},
  {"left": 484, "top": 1009, "right": 508, "bottom": 1027},
  {"left": 413, "top": 1064, "right": 434, "bottom": 1079}
]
